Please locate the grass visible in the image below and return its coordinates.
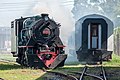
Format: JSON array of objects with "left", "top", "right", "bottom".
[
  {"left": 0, "top": 53, "right": 120, "bottom": 80},
  {"left": 0, "top": 62, "right": 46, "bottom": 80},
  {"left": 0, "top": 53, "right": 46, "bottom": 80},
  {"left": 0, "top": 69, "right": 45, "bottom": 80},
  {"left": 103, "top": 53, "right": 120, "bottom": 66},
  {"left": 41, "top": 53, "right": 120, "bottom": 80}
]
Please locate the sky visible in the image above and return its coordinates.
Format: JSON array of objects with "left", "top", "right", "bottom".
[{"left": 0, "top": 0, "right": 74, "bottom": 27}]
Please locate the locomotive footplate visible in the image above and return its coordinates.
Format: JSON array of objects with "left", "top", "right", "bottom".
[{"left": 49, "top": 54, "right": 67, "bottom": 69}]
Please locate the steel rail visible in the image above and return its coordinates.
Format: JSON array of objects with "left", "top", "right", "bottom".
[
  {"left": 101, "top": 66, "right": 107, "bottom": 80},
  {"left": 79, "top": 65, "right": 88, "bottom": 80},
  {"left": 0, "top": 59, "right": 18, "bottom": 65},
  {"left": 70, "top": 71, "right": 103, "bottom": 80},
  {"left": 46, "top": 71, "right": 78, "bottom": 80},
  {"left": 70, "top": 65, "right": 107, "bottom": 80},
  {"left": 0, "top": 59, "right": 15, "bottom": 63}
]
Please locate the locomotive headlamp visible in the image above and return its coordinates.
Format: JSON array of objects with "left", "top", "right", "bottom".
[
  {"left": 42, "top": 28, "right": 51, "bottom": 37},
  {"left": 42, "top": 28, "right": 50, "bottom": 35}
]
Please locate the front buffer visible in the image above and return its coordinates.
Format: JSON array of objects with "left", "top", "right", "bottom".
[{"left": 27, "top": 51, "right": 67, "bottom": 69}]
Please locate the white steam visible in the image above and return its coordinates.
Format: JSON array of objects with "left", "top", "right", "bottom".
[
  {"left": 32, "top": 0, "right": 74, "bottom": 45},
  {"left": 32, "top": 0, "right": 76, "bottom": 63}
]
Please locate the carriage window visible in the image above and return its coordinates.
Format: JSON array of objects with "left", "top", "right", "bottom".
[
  {"left": 91, "top": 24, "right": 98, "bottom": 36},
  {"left": 90, "top": 23, "right": 99, "bottom": 49}
]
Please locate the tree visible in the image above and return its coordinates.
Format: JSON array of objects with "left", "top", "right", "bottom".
[
  {"left": 99, "top": 0, "right": 120, "bottom": 27},
  {"left": 72, "top": 0, "right": 104, "bottom": 20},
  {"left": 72, "top": 0, "right": 120, "bottom": 27}
]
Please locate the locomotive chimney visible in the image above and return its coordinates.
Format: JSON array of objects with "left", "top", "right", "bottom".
[{"left": 41, "top": 14, "right": 49, "bottom": 20}]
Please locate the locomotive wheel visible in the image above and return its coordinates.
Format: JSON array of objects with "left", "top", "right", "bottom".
[{"left": 21, "top": 54, "right": 28, "bottom": 67}]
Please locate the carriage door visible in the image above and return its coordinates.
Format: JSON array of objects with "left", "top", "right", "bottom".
[{"left": 88, "top": 23, "right": 101, "bottom": 49}]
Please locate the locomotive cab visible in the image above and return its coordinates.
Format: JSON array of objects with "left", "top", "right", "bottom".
[{"left": 75, "top": 14, "right": 113, "bottom": 64}]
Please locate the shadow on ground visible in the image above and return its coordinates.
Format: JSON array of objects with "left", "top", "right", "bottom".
[
  {"left": 35, "top": 66, "right": 120, "bottom": 80},
  {"left": 0, "top": 63, "right": 22, "bottom": 70}
]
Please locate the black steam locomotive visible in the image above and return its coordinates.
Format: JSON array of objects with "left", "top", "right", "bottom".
[{"left": 11, "top": 14, "right": 67, "bottom": 69}]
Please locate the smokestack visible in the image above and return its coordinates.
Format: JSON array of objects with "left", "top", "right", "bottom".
[
  {"left": 32, "top": 0, "right": 75, "bottom": 63},
  {"left": 41, "top": 14, "right": 49, "bottom": 18},
  {"left": 41, "top": 14, "right": 49, "bottom": 20}
]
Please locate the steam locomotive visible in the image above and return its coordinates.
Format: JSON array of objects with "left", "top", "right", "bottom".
[
  {"left": 75, "top": 14, "right": 113, "bottom": 64},
  {"left": 11, "top": 14, "right": 67, "bottom": 69}
]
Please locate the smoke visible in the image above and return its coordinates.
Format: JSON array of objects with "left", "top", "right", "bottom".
[
  {"left": 32, "top": 0, "right": 74, "bottom": 45},
  {"left": 31, "top": 0, "right": 76, "bottom": 63},
  {"left": 31, "top": 0, "right": 77, "bottom": 63}
]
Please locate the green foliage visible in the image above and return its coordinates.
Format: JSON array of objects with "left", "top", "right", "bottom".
[
  {"left": 114, "top": 28, "right": 120, "bottom": 56},
  {"left": 103, "top": 53, "right": 120, "bottom": 66}
]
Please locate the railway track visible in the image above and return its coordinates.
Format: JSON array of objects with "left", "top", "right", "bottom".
[
  {"left": 46, "top": 71, "right": 78, "bottom": 80},
  {"left": 45, "top": 65, "right": 107, "bottom": 80},
  {"left": 0, "top": 59, "right": 17, "bottom": 65},
  {"left": 0, "top": 59, "right": 15, "bottom": 63},
  {"left": 70, "top": 65, "right": 107, "bottom": 80},
  {"left": 0, "top": 59, "right": 107, "bottom": 80}
]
